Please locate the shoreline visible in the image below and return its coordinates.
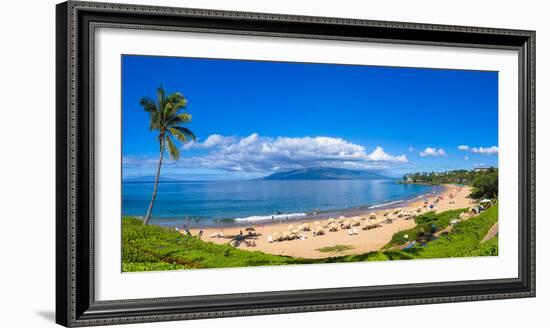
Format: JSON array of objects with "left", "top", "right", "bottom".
[
  {"left": 132, "top": 183, "right": 446, "bottom": 229},
  {"left": 182, "top": 184, "right": 473, "bottom": 259}
]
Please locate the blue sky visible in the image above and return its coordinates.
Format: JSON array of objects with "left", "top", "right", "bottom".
[{"left": 122, "top": 55, "right": 498, "bottom": 181}]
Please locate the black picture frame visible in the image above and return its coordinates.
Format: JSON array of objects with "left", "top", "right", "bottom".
[{"left": 56, "top": 1, "right": 536, "bottom": 326}]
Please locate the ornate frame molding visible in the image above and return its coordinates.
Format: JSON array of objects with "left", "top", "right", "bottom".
[{"left": 56, "top": 1, "right": 535, "bottom": 326}]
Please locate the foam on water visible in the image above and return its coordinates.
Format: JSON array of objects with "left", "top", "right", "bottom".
[{"left": 234, "top": 212, "right": 307, "bottom": 223}]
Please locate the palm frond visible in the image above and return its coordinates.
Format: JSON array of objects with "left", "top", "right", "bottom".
[
  {"left": 168, "top": 127, "right": 190, "bottom": 143},
  {"left": 165, "top": 135, "right": 180, "bottom": 160},
  {"left": 163, "top": 93, "right": 187, "bottom": 120},
  {"left": 156, "top": 86, "right": 165, "bottom": 118},
  {"left": 170, "top": 126, "right": 196, "bottom": 142},
  {"left": 139, "top": 97, "right": 157, "bottom": 113},
  {"left": 166, "top": 113, "right": 192, "bottom": 127},
  {"left": 166, "top": 92, "right": 187, "bottom": 107},
  {"left": 149, "top": 111, "right": 161, "bottom": 131}
]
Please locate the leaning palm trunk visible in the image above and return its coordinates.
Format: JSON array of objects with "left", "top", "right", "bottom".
[
  {"left": 143, "top": 139, "right": 165, "bottom": 225},
  {"left": 138, "top": 86, "right": 196, "bottom": 225}
]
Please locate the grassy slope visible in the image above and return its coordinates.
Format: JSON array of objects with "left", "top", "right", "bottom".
[
  {"left": 408, "top": 206, "right": 498, "bottom": 258},
  {"left": 122, "top": 206, "right": 498, "bottom": 272},
  {"left": 122, "top": 218, "right": 311, "bottom": 271},
  {"left": 384, "top": 208, "right": 467, "bottom": 248}
]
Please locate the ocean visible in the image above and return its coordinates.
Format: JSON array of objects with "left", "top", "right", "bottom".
[{"left": 122, "top": 179, "right": 443, "bottom": 227}]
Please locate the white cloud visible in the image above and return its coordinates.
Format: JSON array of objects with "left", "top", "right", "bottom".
[
  {"left": 457, "top": 145, "right": 498, "bottom": 155},
  {"left": 408, "top": 147, "right": 415, "bottom": 152},
  {"left": 464, "top": 156, "right": 470, "bottom": 160},
  {"left": 183, "top": 134, "right": 237, "bottom": 149},
  {"left": 129, "top": 134, "right": 409, "bottom": 173},
  {"left": 368, "top": 147, "right": 408, "bottom": 162},
  {"left": 419, "top": 147, "right": 446, "bottom": 157},
  {"left": 471, "top": 146, "right": 499, "bottom": 155}
]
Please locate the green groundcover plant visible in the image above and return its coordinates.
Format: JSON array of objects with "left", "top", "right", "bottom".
[{"left": 122, "top": 206, "right": 498, "bottom": 272}]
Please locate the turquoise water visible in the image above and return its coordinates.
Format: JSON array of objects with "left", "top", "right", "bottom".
[{"left": 122, "top": 179, "right": 442, "bottom": 227}]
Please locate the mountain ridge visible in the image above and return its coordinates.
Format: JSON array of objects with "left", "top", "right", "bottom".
[{"left": 260, "top": 167, "right": 392, "bottom": 180}]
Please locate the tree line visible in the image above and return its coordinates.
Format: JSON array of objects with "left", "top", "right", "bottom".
[{"left": 402, "top": 168, "right": 498, "bottom": 199}]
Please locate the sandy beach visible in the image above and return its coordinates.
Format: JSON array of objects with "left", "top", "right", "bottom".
[{"left": 189, "top": 184, "right": 473, "bottom": 259}]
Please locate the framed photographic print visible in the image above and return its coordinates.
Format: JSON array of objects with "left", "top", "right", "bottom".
[{"left": 56, "top": 1, "right": 535, "bottom": 326}]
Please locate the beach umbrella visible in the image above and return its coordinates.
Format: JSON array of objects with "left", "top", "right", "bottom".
[
  {"left": 245, "top": 227, "right": 256, "bottom": 232},
  {"left": 272, "top": 231, "right": 282, "bottom": 241},
  {"left": 282, "top": 230, "right": 292, "bottom": 240},
  {"left": 341, "top": 220, "right": 351, "bottom": 229}
]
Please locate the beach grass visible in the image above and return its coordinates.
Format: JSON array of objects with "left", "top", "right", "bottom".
[
  {"left": 316, "top": 245, "right": 355, "bottom": 253},
  {"left": 122, "top": 206, "right": 498, "bottom": 271}
]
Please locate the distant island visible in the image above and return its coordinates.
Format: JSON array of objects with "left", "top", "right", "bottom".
[{"left": 260, "top": 167, "right": 392, "bottom": 180}]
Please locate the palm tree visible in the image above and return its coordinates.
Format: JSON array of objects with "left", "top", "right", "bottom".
[{"left": 140, "top": 85, "right": 196, "bottom": 225}]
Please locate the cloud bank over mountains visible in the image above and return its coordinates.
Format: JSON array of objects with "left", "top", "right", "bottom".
[
  {"left": 125, "top": 133, "right": 408, "bottom": 174},
  {"left": 123, "top": 134, "right": 499, "bottom": 179}
]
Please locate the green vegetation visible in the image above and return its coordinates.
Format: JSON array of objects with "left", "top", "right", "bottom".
[
  {"left": 384, "top": 208, "right": 467, "bottom": 249},
  {"left": 122, "top": 217, "right": 310, "bottom": 271},
  {"left": 316, "top": 245, "right": 355, "bottom": 253},
  {"left": 138, "top": 86, "right": 196, "bottom": 225},
  {"left": 402, "top": 168, "right": 498, "bottom": 199},
  {"left": 319, "top": 250, "right": 415, "bottom": 263},
  {"left": 470, "top": 170, "right": 498, "bottom": 199},
  {"left": 473, "top": 236, "right": 499, "bottom": 256},
  {"left": 407, "top": 206, "right": 498, "bottom": 258},
  {"left": 122, "top": 207, "right": 498, "bottom": 272}
]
